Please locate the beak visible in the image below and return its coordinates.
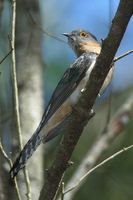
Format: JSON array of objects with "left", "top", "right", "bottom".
[{"left": 62, "top": 33, "right": 71, "bottom": 38}]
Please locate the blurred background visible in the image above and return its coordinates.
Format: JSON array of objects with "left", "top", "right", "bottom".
[{"left": 0, "top": 0, "right": 133, "bottom": 199}]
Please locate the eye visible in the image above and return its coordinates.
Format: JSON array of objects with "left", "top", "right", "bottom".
[{"left": 80, "top": 31, "right": 88, "bottom": 38}]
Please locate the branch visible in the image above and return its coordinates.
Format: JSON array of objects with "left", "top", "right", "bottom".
[
  {"left": 39, "top": 1, "right": 133, "bottom": 199},
  {"left": 11, "top": 0, "right": 31, "bottom": 199},
  {"left": 61, "top": 92, "right": 133, "bottom": 199},
  {"left": 0, "top": 140, "right": 21, "bottom": 200},
  {"left": 64, "top": 144, "right": 133, "bottom": 195},
  {"left": 23, "top": 8, "right": 66, "bottom": 44},
  {"left": 0, "top": 48, "right": 13, "bottom": 65},
  {"left": 114, "top": 50, "right": 133, "bottom": 62}
]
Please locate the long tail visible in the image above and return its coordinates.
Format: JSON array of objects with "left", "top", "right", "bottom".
[
  {"left": 10, "top": 116, "right": 70, "bottom": 178},
  {"left": 10, "top": 130, "right": 42, "bottom": 179}
]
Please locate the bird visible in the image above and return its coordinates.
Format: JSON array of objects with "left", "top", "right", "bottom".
[{"left": 10, "top": 29, "right": 114, "bottom": 178}]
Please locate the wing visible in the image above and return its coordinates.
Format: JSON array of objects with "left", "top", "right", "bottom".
[{"left": 41, "top": 53, "right": 97, "bottom": 126}]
